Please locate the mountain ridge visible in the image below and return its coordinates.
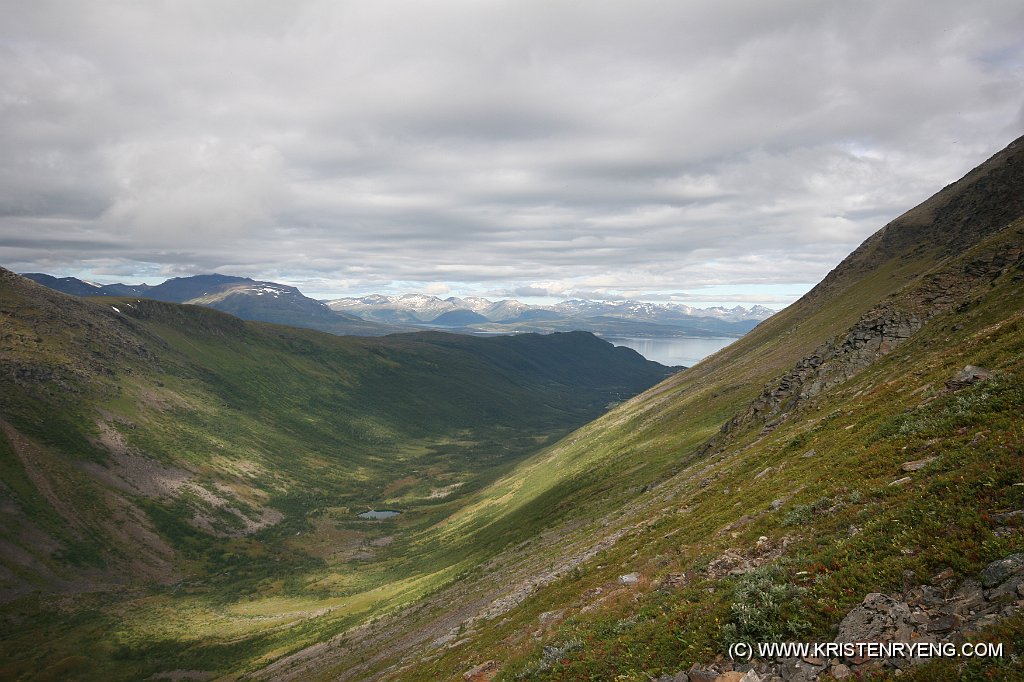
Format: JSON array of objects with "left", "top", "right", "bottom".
[
  {"left": 20, "top": 271, "right": 403, "bottom": 337},
  {"left": 2, "top": 136, "right": 1023, "bottom": 680},
  {"left": 23, "top": 271, "right": 776, "bottom": 340}
]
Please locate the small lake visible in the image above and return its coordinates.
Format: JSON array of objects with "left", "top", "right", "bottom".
[
  {"left": 357, "top": 510, "right": 402, "bottom": 520},
  {"left": 607, "top": 336, "right": 737, "bottom": 367}
]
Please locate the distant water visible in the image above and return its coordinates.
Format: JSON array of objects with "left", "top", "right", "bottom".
[
  {"left": 607, "top": 336, "right": 736, "bottom": 367},
  {"left": 357, "top": 510, "right": 402, "bottom": 520}
]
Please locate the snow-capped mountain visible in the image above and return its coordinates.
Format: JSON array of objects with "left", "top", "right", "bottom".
[
  {"left": 25, "top": 270, "right": 775, "bottom": 340},
  {"left": 325, "top": 293, "right": 775, "bottom": 335},
  {"left": 327, "top": 294, "right": 532, "bottom": 323}
]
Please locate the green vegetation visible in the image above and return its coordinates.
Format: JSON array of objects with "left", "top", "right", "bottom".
[
  {"left": 0, "top": 271, "right": 671, "bottom": 680},
  {"left": 395, "top": 224, "right": 1024, "bottom": 682},
  {"left": 301, "top": 142, "right": 1024, "bottom": 680},
  {"left": 2, "top": 138, "right": 1023, "bottom": 681}
]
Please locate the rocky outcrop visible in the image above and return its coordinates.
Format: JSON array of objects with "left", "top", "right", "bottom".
[
  {"left": 709, "top": 221, "right": 1023, "bottom": 449},
  {"left": 716, "top": 307, "right": 921, "bottom": 438},
  {"left": 663, "top": 553, "right": 1024, "bottom": 682}
]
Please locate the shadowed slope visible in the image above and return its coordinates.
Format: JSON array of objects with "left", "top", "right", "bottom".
[{"left": 258, "top": 137, "right": 1024, "bottom": 681}]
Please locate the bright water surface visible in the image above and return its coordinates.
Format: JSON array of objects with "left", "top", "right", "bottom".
[
  {"left": 607, "top": 336, "right": 737, "bottom": 368},
  {"left": 357, "top": 510, "right": 402, "bottom": 520}
]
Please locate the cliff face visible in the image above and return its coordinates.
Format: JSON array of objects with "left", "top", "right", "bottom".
[{"left": 727, "top": 308, "right": 922, "bottom": 432}]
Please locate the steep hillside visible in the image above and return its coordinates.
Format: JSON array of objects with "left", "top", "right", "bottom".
[
  {"left": 254, "top": 138, "right": 1024, "bottom": 680},
  {"left": 0, "top": 274, "right": 672, "bottom": 680}
]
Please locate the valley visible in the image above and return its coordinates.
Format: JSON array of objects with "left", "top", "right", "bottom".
[
  {"left": 1, "top": 136, "right": 1023, "bottom": 682},
  {"left": 0, "top": 280, "right": 672, "bottom": 680}
]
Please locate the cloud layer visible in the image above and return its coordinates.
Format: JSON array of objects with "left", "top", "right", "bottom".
[{"left": 2, "top": 1, "right": 1022, "bottom": 304}]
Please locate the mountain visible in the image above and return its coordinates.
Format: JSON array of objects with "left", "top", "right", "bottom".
[
  {"left": 21, "top": 272, "right": 161, "bottom": 298},
  {"left": 327, "top": 293, "right": 775, "bottom": 337},
  {"left": 0, "top": 268, "right": 673, "bottom": 680},
  {"left": 3, "top": 136, "right": 1023, "bottom": 681},
  {"left": 22, "top": 272, "right": 403, "bottom": 336},
  {"left": 429, "top": 309, "right": 492, "bottom": 327},
  {"left": 141, "top": 273, "right": 252, "bottom": 301},
  {"left": 254, "top": 137, "right": 1023, "bottom": 680},
  {"left": 27, "top": 273, "right": 773, "bottom": 340}
]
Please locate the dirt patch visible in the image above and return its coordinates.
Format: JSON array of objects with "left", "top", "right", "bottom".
[
  {"left": 383, "top": 475, "right": 418, "bottom": 496},
  {"left": 83, "top": 420, "right": 282, "bottom": 538},
  {"left": 429, "top": 482, "right": 464, "bottom": 499},
  {"left": 82, "top": 422, "right": 192, "bottom": 498}
]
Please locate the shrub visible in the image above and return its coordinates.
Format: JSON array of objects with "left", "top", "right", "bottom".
[{"left": 720, "top": 565, "right": 810, "bottom": 646}]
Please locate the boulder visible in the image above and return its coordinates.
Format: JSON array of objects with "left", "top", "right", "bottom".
[
  {"left": 900, "top": 457, "right": 936, "bottom": 472},
  {"left": 836, "top": 593, "right": 913, "bottom": 643},
  {"left": 980, "top": 553, "right": 1024, "bottom": 588},
  {"left": 618, "top": 573, "right": 640, "bottom": 585},
  {"left": 947, "top": 365, "right": 993, "bottom": 389},
  {"left": 462, "top": 660, "right": 497, "bottom": 681}
]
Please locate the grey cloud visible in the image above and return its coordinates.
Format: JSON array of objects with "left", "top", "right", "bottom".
[{"left": 1, "top": 1, "right": 1023, "bottom": 302}]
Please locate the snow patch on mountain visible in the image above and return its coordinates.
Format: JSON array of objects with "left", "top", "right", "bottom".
[{"left": 326, "top": 294, "right": 775, "bottom": 324}]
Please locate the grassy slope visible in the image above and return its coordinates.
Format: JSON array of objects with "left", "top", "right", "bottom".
[
  {"left": 0, "top": 273, "right": 671, "bottom": 681},
  {"left": 2, "top": 137, "right": 1020, "bottom": 681},
  {"left": 264, "top": 139, "right": 1024, "bottom": 680}
]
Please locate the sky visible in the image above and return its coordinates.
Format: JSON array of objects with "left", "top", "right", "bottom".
[{"left": 1, "top": 1, "right": 1022, "bottom": 308}]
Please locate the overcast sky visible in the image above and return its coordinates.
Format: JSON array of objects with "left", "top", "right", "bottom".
[{"left": 2, "top": 1, "right": 1022, "bottom": 307}]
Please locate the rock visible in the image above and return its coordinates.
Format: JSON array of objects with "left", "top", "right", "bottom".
[
  {"left": 537, "top": 610, "right": 563, "bottom": 624},
  {"left": 687, "top": 665, "right": 719, "bottom": 682},
  {"left": 836, "top": 593, "right": 913, "bottom": 644},
  {"left": 985, "top": 576, "right": 1024, "bottom": 602},
  {"left": 947, "top": 365, "right": 993, "bottom": 388},
  {"left": 770, "top": 498, "right": 785, "bottom": 510},
  {"left": 927, "top": 613, "right": 962, "bottom": 633},
  {"left": 618, "top": 573, "right": 640, "bottom": 585},
  {"left": 802, "top": 449, "right": 817, "bottom": 458},
  {"left": 992, "top": 509, "right": 1024, "bottom": 522},
  {"left": 930, "top": 568, "right": 955, "bottom": 584},
  {"left": 779, "top": 657, "right": 825, "bottom": 682},
  {"left": 715, "top": 671, "right": 760, "bottom": 682},
  {"left": 713, "top": 672, "right": 746, "bottom": 682},
  {"left": 462, "top": 660, "right": 497, "bottom": 681},
  {"left": 900, "top": 457, "right": 936, "bottom": 472},
  {"left": 831, "top": 663, "right": 852, "bottom": 679},
  {"left": 889, "top": 476, "right": 912, "bottom": 486},
  {"left": 980, "top": 553, "right": 1024, "bottom": 588}
]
